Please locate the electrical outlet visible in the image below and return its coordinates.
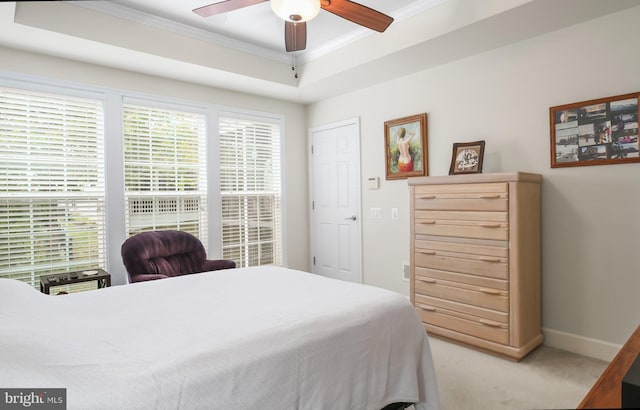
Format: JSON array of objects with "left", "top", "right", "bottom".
[{"left": 403, "top": 263, "right": 410, "bottom": 280}]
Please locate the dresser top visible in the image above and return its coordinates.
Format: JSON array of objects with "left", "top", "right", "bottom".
[{"left": 407, "top": 172, "right": 542, "bottom": 186}]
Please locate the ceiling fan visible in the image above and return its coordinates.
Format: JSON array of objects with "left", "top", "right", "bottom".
[{"left": 193, "top": 0, "right": 394, "bottom": 52}]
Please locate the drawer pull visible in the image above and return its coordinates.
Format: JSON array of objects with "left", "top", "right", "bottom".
[
  {"left": 480, "top": 319, "right": 502, "bottom": 328},
  {"left": 419, "top": 195, "right": 436, "bottom": 200},
  {"left": 479, "top": 257, "right": 501, "bottom": 263},
  {"left": 479, "top": 194, "right": 501, "bottom": 199},
  {"left": 478, "top": 287, "right": 501, "bottom": 295},
  {"left": 416, "top": 277, "right": 436, "bottom": 284},
  {"left": 417, "top": 303, "right": 436, "bottom": 312},
  {"left": 479, "top": 223, "right": 501, "bottom": 228},
  {"left": 419, "top": 220, "right": 436, "bottom": 225},
  {"left": 418, "top": 250, "right": 436, "bottom": 255}
]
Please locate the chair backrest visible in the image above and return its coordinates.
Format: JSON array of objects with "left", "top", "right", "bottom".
[{"left": 121, "top": 230, "right": 208, "bottom": 281}]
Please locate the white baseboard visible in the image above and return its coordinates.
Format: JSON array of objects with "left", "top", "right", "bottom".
[{"left": 542, "top": 327, "right": 622, "bottom": 362}]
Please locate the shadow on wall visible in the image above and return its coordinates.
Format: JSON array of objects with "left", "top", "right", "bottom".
[
  {"left": 541, "top": 176, "right": 586, "bottom": 325},
  {"left": 481, "top": 150, "right": 502, "bottom": 173},
  {"left": 540, "top": 173, "right": 630, "bottom": 334}
]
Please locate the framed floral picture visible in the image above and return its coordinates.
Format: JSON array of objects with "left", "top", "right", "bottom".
[
  {"left": 449, "top": 140, "right": 485, "bottom": 175},
  {"left": 384, "top": 113, "right": 428, "bottom": 180}
]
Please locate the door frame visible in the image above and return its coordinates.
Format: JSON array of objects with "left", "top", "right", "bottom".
[{"left": 308, "top": 117, "right": 362, "bottom": 282}]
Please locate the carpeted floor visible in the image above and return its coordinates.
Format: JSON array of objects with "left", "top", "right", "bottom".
[{"left": 425, "top": 336, "right": 609, "bottom": 410}]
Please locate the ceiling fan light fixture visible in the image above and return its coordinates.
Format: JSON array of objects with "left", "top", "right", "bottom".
[{"left": 271, "top": 0, "right": 321, "bottom": 22}]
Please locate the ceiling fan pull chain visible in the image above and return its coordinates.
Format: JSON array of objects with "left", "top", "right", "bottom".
[
  {"left": 291, "top": 22, "right": 299, "bottom": 80},
  {"left": 292, "top": 53, "right": 298, "bottom": 80}
]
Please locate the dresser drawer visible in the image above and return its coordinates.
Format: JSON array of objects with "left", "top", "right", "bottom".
[
  {"left": 415, "top": 217, "right": 508, "bottom": 240},
  {"left": 416, "top": 210, "right": 508, "bottom": 224},
  {"left": 415, "top": 248, "right": 508, "bottom": 279},
  {"left": 415, "top": 302, "right": 508, "bottom": 345},
  {"left": 416, "top": 239, "right": 507, "bottom": 258},
  {"left": 414, "top": 275, "right": 508, "bottom": 312},
  {"left": 415, "top": 266, "right": 507, "bottom": 291},
  {"left": 415, "top": 293, "right": 508, "bottom": 324},
  {"left": 414, "top": 183, "right": 508, "bottom": 212}
]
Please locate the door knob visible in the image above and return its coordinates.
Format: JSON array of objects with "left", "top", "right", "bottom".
[{"left": 344, "top": 215, "right": 357, "bottom": 221}]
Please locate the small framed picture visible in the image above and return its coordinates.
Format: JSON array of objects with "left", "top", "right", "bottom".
[
  {"left": 449, "top": 140, "right": 485, "bottom": 175},
  {"left": 384, "top": 113, "right": 428, "bottom": 180}
]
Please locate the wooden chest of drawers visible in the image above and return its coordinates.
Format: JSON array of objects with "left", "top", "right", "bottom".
[{"left": 409, "top": 172, "right": 543, "bottom": 360}]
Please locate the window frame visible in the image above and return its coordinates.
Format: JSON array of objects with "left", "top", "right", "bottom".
[
  {"left": 122, "top": 98, "right": 209, "bottom": 243},
  {"left": 217, "top": 110, "right": 286, "bottom": 268},
  {"left": 0, "top": 81, "right": 107, "bottom": 289}
]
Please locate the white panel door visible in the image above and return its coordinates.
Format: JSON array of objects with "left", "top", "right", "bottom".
[{"left": 310, "top": 118, "right": 361, "bottom": 283}]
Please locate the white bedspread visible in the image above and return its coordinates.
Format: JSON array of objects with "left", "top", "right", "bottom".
[{"left": 0, "top": 266, "right": 439, "bottom": 410}]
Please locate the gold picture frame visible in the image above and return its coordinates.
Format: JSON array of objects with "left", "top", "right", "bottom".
[{"left": 384, "top": 113, "right": 428, "bottom": 180}]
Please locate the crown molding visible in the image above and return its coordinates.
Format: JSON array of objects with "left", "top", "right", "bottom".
[{"left": 68, "top": 1, "right": 292, "bottom": 64}]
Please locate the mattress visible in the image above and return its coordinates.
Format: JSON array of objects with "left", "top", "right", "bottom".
[{"left": 0, "top": 266, "right": 439, "bottom": 409}]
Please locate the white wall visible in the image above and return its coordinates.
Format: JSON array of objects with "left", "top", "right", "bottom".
[
  {"left": 308, "top": 6, "right": 640, "bottom": 356},
  {"left": 0, "top": 46, "right": 310, "bottom": 277}
]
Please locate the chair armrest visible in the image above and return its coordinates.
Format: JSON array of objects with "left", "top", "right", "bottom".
[
  {"left": 202, "top": 259, "right": 236, "bottom": 272},
  {"left": 131, "top": 273, "right": 170, "bottom": 282}
]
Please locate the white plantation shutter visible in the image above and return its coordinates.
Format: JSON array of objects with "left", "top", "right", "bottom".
[
  {"left": 0, "top": 87, "right": 106, "bottom": 288},
  {"left": 219, "top": 115, "right": 282, "bottom": 267},
  {"left": 123, "top": 103, "right": 207, "bottom": 242}
]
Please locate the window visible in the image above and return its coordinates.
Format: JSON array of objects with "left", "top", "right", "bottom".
[
  {"left": 0, "top": 77, "right": 287, "bottom": 287},
  {"left": 0, "top": 87, "right": 106, "bottom": 288},
  {"left": 123, "top": 103, "right": 207, "bottom": 241},
  {"left": 219, "top": 115, "right": 282, "bottom": 268}
]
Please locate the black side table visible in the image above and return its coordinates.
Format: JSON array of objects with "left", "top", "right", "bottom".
[{"left": 40, "top": 269, "right": 111, "bottom": 295}]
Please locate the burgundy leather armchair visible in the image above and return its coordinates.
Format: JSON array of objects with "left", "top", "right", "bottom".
[{"left": 121, "top": 230, "right": 236, "bottom": 283}]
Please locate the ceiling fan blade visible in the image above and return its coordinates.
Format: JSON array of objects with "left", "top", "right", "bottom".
[
  {"left": 285, "top": 21, "right": 307, "bottom": 52},
  {"left": 321, "top": 0, "right": 393, "bottom": 32},
  {"left": 193, "top": 0, "right": 268, "bottom": 17}
]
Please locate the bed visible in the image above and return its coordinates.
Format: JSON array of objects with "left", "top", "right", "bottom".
[{"left": 0, "top": 266, "right": 439, "bottom": 410}]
